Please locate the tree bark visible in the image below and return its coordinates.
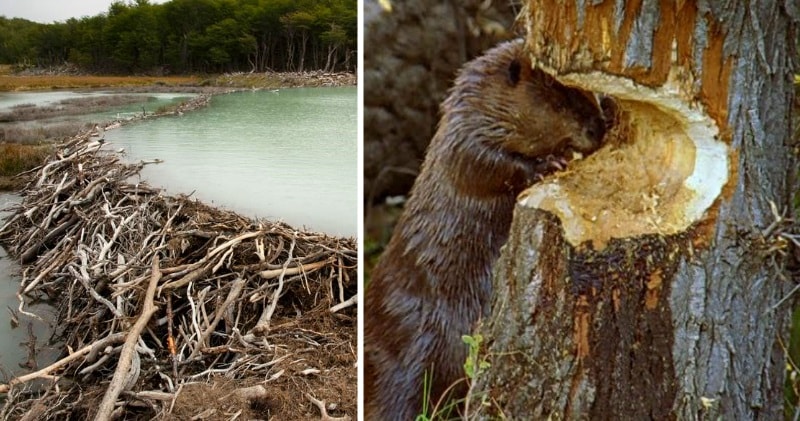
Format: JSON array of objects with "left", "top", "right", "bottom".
[{"left": 471, "top": 1, "right": 798, "bottom": 420}]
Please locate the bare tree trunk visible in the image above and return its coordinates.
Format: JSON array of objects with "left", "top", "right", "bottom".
[
  {"left": 470, "top": 1, "right": 798, "bottom": 420},
  {"left": 344, "top": 48, "right": 353, "bottom": 72},
  {"left": 285, "top": 32, "right": 295, "bottom": 71},
  {"left": 298, "top": 30, "right": 308, "bottom": 72},
  {"left": 325, "top": 44, "right": 338, "bottom": 73}
]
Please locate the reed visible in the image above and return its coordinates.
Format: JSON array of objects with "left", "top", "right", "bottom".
[
  {"left": 0, "top": 143, "right": 51, "bottom": 177},
  {"left": 0, "top": 75, "right": 199, "bottom": 91}
]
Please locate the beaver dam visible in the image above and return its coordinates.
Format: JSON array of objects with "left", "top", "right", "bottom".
[{"left": 0, "top": 133, "right": 357, "bottom": 420}]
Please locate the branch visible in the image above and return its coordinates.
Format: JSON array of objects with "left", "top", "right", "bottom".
[
  {"left": 94, "top": 256, "right": 161, "bottom": 421},
  {"left": 0, "top": 332, "right": 126, "bottom": 393}
]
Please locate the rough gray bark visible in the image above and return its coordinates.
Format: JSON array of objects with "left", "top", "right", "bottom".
[
  {"left": 363, "top": 0, "right": 516, "bottom": 202},
  {"left": 471, "top": 1, "right": 799, "bottom": 419}
]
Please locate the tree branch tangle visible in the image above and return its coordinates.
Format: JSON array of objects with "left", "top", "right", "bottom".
[{"left": 471, "top": 2, "right": 798, "bottom": 420}]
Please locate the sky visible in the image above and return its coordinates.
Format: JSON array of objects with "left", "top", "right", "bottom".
[{"left": 0, "top": 0, "right": 169, "bottom": 24}]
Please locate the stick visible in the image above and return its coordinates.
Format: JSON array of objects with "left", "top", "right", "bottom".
[
  {"left": 306, "top": 393, "right": 351, "bottom": 421},
  {"left": 94, "top": 256, "right": 161, "bottom": 421},
  {"left": 185, "top": 277, "right": 246, "bottom": 362},
  {"left": 330, "top": 295, "right": 357, "bottom": 313},
  {"left": 251, "top": 237, "right": 296, "bottom": 335},
  {"left": 258, "top": 259, "right": 330, "bottom": 279},
  {"left": 0, "top": 332, "right": 126, "bottom": 393}
]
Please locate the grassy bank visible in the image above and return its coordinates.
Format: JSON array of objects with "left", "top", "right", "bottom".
[
  {"left": 0, "top": 75, "right": 200, "bottom": 91},
  {"left": 0, "top": 143, "right": 52, "bottom": 190},
  {"left": 0, "top": 71, "right": 356, "bottom": 92}
]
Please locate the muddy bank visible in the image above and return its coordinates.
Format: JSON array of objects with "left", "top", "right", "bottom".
[{"left": 0, "top": 133, "right": 357, "bottom": 420}]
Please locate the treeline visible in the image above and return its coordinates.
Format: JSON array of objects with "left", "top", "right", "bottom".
[{"left": 0, "top": 0, "right": 356, "bottom": 74}]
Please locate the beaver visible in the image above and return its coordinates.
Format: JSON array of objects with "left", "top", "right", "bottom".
[{"left": 364, "top": 38, "right": 607, "bottom": 420}]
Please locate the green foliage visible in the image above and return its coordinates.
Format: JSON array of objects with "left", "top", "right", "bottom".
[
  {"left": 414, "top": 335, "right": 491, "bottom": 420},
  {"left": 463, "top": 334, "right": 491, "bottom": 380},
  {"left": 0, "top": 0, "right": 356, "bottom": 74},
  {"left": 416, "top": 370, "right": 433, "bottom": 421}
]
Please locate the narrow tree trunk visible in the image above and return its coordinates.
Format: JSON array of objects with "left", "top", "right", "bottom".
[
  {"left": 325, "top": 44, "right": 338, "bottom": 72},
  {"left": 285, "top": 32, "right": 295, "bottom": 71},
  {"left": 180, "top": 32, "right": 188, "bottom": 71},
  {"left": 471, "top": 1, "right": 798, "bottom": 420},
  {"left": 298, "top": 30, "right": 308, "bottom": 72},
  {"left": 344, "top": 48, "right": 353, "bottom": 72}
]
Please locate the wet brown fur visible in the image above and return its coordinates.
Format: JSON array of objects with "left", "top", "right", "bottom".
[{"left": 364, "top": 39, "right": 606, "bottom": 420}]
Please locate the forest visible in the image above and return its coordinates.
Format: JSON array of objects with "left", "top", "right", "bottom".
[{"left": 0, "top": 0, "right": 357, "bottom": 74}]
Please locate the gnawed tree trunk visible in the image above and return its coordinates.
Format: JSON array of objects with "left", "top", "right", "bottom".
[{"left": 470, "top": 1, "right": 798, "bottom": 420}]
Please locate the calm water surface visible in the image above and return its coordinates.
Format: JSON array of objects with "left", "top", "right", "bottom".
[
  {"left": 105, "top": 87, "right": 357, "bottom": 236},
  {"left": 0, "top": 193, "right": 59, "bottom": 377}
]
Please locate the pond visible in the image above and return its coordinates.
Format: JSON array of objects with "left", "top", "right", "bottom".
[
  {"left": 105, "top": 87, "right": 357, "bottom": 237},
  {"left": 0, "top": 193, "right": 59, "bottom": 379}
]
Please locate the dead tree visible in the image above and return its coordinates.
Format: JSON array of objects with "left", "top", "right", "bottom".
[{"left": 470, "top": 1, "right": 798, "bottom": 419}]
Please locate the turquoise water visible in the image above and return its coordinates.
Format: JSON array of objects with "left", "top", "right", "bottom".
[{"left": 105, "top": 87, "right": 357, "bottom": 237}]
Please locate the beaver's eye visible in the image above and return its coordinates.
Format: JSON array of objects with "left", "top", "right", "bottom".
[{"left": 507, "top": 59, "right": 521, "bottom": 86}]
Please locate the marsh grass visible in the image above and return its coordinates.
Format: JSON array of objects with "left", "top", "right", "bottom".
[
  {"left": 1, "top": 122, "right": 94, "bottom": 144},
  {"left": 0, "top": 143, "right": 52, "bottom": 177},
  {"left": 0, "top": 75, "right": 199, "bottom": 91}
]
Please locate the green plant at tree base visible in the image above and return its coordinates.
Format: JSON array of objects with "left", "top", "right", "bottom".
[
  {"left": 415, "top": 334, "right": 492, "bottom": 420},
  {"left": 463, "top": 334, "right": 491, "bottom": 380}
]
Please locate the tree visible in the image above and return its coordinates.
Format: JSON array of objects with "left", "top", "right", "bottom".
[
  {"left": 320, "top": 23, "right": 346, "bottom": 72},
  {"left": 469, "top": 2, "right": 797, "bottom": 419},
  {"left": 281, "top": 10, "right": 314, "bottom": 72},
  {"left": 0, "top": 0, "right": 356, "bottom": 74}
]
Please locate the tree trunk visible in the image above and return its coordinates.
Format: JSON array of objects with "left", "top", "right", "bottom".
[
  {"left": 285, "top": 31, "right": 295, "bottom": 71},
  {"left": 325, "top": 44, "right": 337, "bottom": 73},
  {"left": 344, "top": 47, "right": 353, "bottom": 72},
  {"left": 298, "top": 30, "right": 308, "bottom": 72},
  {"left": 470, "top": 1, "right": 798, "bottom": 420}
]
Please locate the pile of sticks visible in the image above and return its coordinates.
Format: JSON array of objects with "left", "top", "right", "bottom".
[{"left": 0, "top": 133, "right": 357, "bottom": 420}]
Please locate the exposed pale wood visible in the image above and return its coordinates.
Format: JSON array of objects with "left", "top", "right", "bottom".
[{"left": 94, "top": 256, "right": 161, "bottom": 421}]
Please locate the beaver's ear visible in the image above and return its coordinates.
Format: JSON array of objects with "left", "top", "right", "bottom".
[{"left": 507, "top": 58, "right": 522, "bottom": 86}]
